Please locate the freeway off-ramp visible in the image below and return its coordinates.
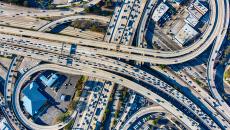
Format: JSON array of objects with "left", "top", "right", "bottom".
[
  {"left": 12, "top": 64, "right": 201, "bottom": 130},
  {"left": 0, "top": 0, "right": 229, "bottom": 129},
  {"left": 38, "top": 15, "right": 110, "bottom": 32},
  {"left": 207, "top": 0, "right": 230, "bottom": 123},
  {"left": 0, "top": 26, "right": 229, "bottom": 129},
  {"left": 1, "top": 38, "right": 227, "bottom": 129},
  {"left": 0, "top": 0, "right": 227, "bottom": 65}
]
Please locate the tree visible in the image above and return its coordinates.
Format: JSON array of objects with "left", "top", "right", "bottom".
[
  {"left": 159, "top": 64, "right": 166, "bottom": 70},
  {"left": 64, "top": 120, "right": 74, "bottom": 130},
  {"left": 56, "top": 112, "right": 70, "bottom": 122},
  {"left": 68, "top": 101, "right": 77, "bottom": 112}
]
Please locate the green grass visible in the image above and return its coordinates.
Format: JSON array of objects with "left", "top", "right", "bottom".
[
  {"left": 224, "top": 68, "right": 230, "bottom": 83},
  {"left": 159, "top": 64, "right": 167, "bottom": 70},
  {"left": 64, "top": 120, "right": 74, "bottom": 130},
  {"left": 56, "top": 112, "right": 70, "bottom": 122},
  {"left": 194, "top": 79, "right": 202, "bottom": 86}
]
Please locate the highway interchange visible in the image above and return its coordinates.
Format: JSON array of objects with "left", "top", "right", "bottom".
[{"left": 0, "top": 0, "right": 229, "bottom": 129}]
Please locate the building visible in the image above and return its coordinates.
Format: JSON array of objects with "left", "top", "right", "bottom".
[
  {"left": 188, "top": 4, "right": 203, "bottom": 20},
  {"left": 193, "top": 0, "right": 208, "bottom": 15},
  {"left": 170, "top": 20, "right": 185, "bottom": 35},
  {"left": 0, "top": 118, "right": 12, "bottom": 130},
  {"left": 175, "top": 23, "right": 199, "bottom": 45},
  {"left": 186, "top": 0, "right": 209, "bottom": 28},
  {"left": 52, "top": 0, "right": 77, "bottom": 5},
  {"left": 39, "top": 73, "right": 59, "bottom": 88},
  {"left": 152, "top": 2, "right": 169, "bottom": 22},
  {"left": 185, "top": 13, "right": 199, "bottom": 27},
  {"left": 22, "top": 82, "right": 47, "bottom": 116},
  {"left": 188, "top": 0, "right": 208, "bottom": 20},
  {"left": 173, "top": 0, "right": 187, "bottom": 5},
  {"left": 52, "top": 0, "right": 68, "bottom": 5}
]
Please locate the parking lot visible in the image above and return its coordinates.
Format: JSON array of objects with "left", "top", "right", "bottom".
[{"left": 38, "top": 73, "right": 80, "bottom": 125}]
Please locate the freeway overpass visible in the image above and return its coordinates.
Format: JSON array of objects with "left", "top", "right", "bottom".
[
  {"left": 0, "top": 0, "right": 227, "bottom": 65},
  {"left": 121, "top": 105, "right": 177, "bottom": 130},
  {"left": 0, "top": 0, "right": 224, "bottom": 65},
  {"left": 0, "top": 39, "right": 225, "bottom": 129},
  {"left": 0, "top": 30, "right": 229, "bottom": 129},
  {"left": 0, "top": 2, "right": 229, "bottom": 128},
  {"left": 0, "top": 2, "right": 83, "bottom": 18},
  {"left": 207, "top": 0, "right": 230, "bottom": 123},
  {"left": 38, "top": 15, "right": 110, "bottom": 32},
  {"left": 12, "top": 64, "right": 201, "bottom": 130}
]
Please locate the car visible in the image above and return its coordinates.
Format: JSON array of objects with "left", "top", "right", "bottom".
[{"left": 60, "top": 94, "right": 71, "bottom": 101}]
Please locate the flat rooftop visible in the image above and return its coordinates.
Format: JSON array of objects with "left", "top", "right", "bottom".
[
  {"left": 52, "top": 0, "right": 68, "bottom": 5},
  {"left": 152, "top": 2, "right": 169, "bottom": 22},
  {"left": 188, "top": 4, "right": 203, "bottom": 20},
  {"left": 185, "top": 13, "right": 199, "bottom": 27},
  {"left": 175, "top": 23, "right": 199, "bottom": 45},
  {"left": 193, "top": 0, "right": 208, "bottom": 15},
  {"left": 22, "top": 82, "right": 47, "bottom": 116},
  {"left": 0, "top": 118, "right": 12, "bottom": 130}
]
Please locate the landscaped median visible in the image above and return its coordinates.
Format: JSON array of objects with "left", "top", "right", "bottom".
[{"left": 224, "top": 66, "right": 230, "bottom": 86}]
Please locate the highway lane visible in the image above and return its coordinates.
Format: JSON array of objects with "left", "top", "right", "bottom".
[
  {"left": 0, "top": 2, "right": 84, "bottom": 18},
  {"left": 113, "top": 92, "right": 136, "bottom": 129},
  {"left": 4, "top": 56, "right": 23, "bottom": 104},
  {"left": 0, "top": 0, "right": 228, "bottom": 128},
  {"left": 0, "top": 14, "right": 224, "bottom": 65},
  {"left": 121, "top": 105, "right": 177, "bottom": 130},
  {"left": 104, "top": 0, "right": 148, "bottom": 46},
  {"left": 152, "top": 65, "right": 230, "bottom": 127},
  {"left": 135, "top": 0, "right": 155, "bottom": 48},
  {"left": 0, "top": 37, "right": 208, "bottom": 129},
  {"left": 119, "top": 0, "right": 147, "bottom": 45},
  {"left": 0, "top": 29, "right": 228, "bottom": 112},
  {"left": 0, "top": 15, "right": 105, "bottom": 40},
  {"left": 207, "top": 0, "right": 230, "bottom": 123},
  {"left": 0, "top": 41, "right": 225, "bottom": 129},
  {"left": 1, "top": 32, "right": 229, "bottom": 128},
  {"left": 0, "top": 0, "right": 226, "bottom": 65},
  {"left": 107, "top": 0, "right": 137, "bottom": 43},
  {"left": 143, "top": 1, "right": 230, "bottom": 122},
  {"left": 12, "top": 64, "right": 201, "bottom": 130},
  {"left": 38, "top": 15, "right": 110, "bottom": 32},
  {"left": 133, "top": 0, "right": 230, "bottom": 122}
]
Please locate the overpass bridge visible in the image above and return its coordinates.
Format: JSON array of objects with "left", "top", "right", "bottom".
[{"left": 0, "top": 0, "right": 229, "bottom": 129}]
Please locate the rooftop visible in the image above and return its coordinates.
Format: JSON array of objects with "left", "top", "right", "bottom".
[
  {"left": 22, "top": 82, "right": 47, "bottom": 116},
  {"left": 152, "top": 2, "right": 169, "bottom": 22},
  {"left": 185, "top": 13, "right": 199, "bottom": 27},
  {"left": 193, "top": 0, "right": 208, "bottom": 15},
  {"left": 175, "top": 23, "right": 199, "bottom": 45},
  {"left": 188, "top": 4, "right": 203, "bottom": 20},
  {"left": 0, "top": 118, "right": 12, "bottom": 130},
  {"left": 173, "top": 0, "right": 186, "bottom": 4},
  {"left": 52, "top": 0, "right": 68, "bottom": 5},
  {"left": 39, "top": 73, "right": 59, "bottom": 88}
]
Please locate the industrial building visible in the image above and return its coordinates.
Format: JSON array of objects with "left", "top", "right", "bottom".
[
  {"left": 193, "top": 0, "right": 208, "bottom": 15},
  {"left": 172, "top": 0, "right": 187, "bottom": 5},
  {"left": 152, "top": 3, "right": 169, "bottom": 22},
  {"left": 175, "top": 23, "right": 199, "bottom": 45},
  {"left": 0, "top": 118, "right": 12, "bottom": 130},
  {"left": 188, "top": 0, "right": 208, "bottom": 22},
  {"left": 22, "top": 82, "right": 47, "bottom": 116},
  {"left": 39, "top": 73, "right": 59, "bottom": 88}
]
